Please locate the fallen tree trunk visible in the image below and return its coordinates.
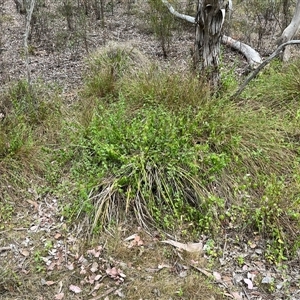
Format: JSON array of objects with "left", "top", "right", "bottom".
[{"left": 222, "top": 35, "right": 262, "bottom": 67}]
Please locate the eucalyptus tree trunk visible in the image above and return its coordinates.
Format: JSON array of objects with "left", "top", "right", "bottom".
[{"left": 194, "top": 0, "right": 226, "bottom": 88}]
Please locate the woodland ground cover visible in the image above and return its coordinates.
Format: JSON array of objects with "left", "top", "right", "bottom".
[
  {"left": 1, "top": 1, "right": 300, "bottom": 299},
  {"left": 1, "top": 48, "right": 300, "bottom": 299}
]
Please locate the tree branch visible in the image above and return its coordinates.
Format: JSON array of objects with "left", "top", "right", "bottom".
[
  {"left": 232, "top": 40, "right": 300, "bottom": 98},
  {"left": 161, "top": 0, "right": 195, "bottom": 23}
]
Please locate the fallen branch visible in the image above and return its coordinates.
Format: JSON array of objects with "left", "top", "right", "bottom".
[
  {"left": 191, "top": 265, "right": 212, "bottom": 277},
  {"left": 0, "top": 246, "right": 11, "bottom": 252},
  {"left": 88, "top": 287, "right": 117, "bottom": 300},
  {"left": 232, "top": 40, "right": 300, "bottom": 98},
  {"left": 222, "top": 35, "right": 262, "bottom": 67}
]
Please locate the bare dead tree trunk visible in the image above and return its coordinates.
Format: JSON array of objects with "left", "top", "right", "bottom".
[
  {"left": 194, "top": 0, "right": 227, "bottom": 88},
  {"left": 277, "top": 0, "right": 300, "bottom": 61}
]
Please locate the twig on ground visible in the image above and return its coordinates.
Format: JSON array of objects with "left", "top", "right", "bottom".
[
  {"left": 242, "top": 285, "right": 251, "bottom": 300},
  {"left": 0, "top": 246, "right": 11, "bottom": 252},
  {"left": 88, "top": 287, "right": 117, "bottom": 300}
]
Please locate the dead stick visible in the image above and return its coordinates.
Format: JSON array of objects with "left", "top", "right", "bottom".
[
  {"left": 0, "top": 246, "right": 11, "bottom": 252},
  {"left": 88, "top": 287, "right": 117, "bottom": 300}
]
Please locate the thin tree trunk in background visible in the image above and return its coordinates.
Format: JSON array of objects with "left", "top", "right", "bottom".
[
  {"left": 277, "top": 0, "right": 300, "bottom": 61},
  {"left": 24, "top": 0, "right": 35, "bottom": 92},
  {"left": 100, "top": 0, "right": 105, "bottom": 27},
  {"left": 13, "top": 0, "right": 26, "bottom": 14},
  {"left": 194, "top": 0, "right": 226, "bottom": 88},
  {"left": 94, "top": 0, "right": 101, "bottom": 20},
  {"left": 282, "top": 0, "right": 290, "bottom": 29}
]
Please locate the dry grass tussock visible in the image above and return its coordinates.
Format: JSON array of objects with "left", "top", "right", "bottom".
[{"left": 87, "top": 41, "right": 151, "bottom": 78}]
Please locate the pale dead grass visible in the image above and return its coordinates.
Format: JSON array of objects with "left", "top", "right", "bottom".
[
  {"left": 102, "top": 227, "right": 225, "bottom": 300},
  {"left": 87, "top": 40, "right": 151, "bottom": 78},
  {"left": 0, "top": 224, "right": 226, "bottom": 299}
]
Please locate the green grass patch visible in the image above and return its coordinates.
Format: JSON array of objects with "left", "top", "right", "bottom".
[
  {"left": 0, "top": 79, "right": 62, "bottom": 204},
  {"left": 241, "top": 59, "right": 300, "bottom": 112}
]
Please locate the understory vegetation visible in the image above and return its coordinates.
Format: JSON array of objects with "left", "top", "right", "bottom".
[{"left": 1, "top": 48, "right": 300, "bottom": 264}]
